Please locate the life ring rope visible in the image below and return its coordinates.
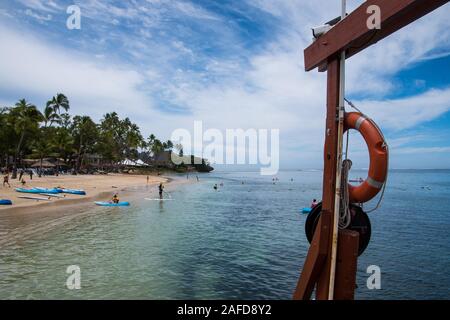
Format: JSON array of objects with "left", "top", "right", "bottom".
[
  {"left": 343, "top": 107, "right": 389, "bottom": 205},
  {"left": 344, "top": 98, "right": 389, "bottom": 213}
]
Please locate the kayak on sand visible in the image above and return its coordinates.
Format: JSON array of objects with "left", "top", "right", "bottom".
[
  {"left": 58, "top": 189, "right": 86, "bottom": 195},
  {"left": 16, "top": 188, "right": 60, "bottom": 194},
  {"left": 0, "top": 199, "right": 12, "bottom": 205}
]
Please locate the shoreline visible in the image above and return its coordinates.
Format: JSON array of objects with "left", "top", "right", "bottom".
[
  {"left": 0, "top": 173, "right": 166, "bottom": 213},
  {"left": 0, "top": 174, "right": 193, "bottom": 248}
]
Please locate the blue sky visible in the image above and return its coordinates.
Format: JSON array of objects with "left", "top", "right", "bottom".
[{"left": 0, "top": 0, "right": 450, "bottom": 169}]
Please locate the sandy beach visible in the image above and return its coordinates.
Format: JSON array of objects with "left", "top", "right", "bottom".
[
  {"left": 0, "top": 173, "right": 166, "bottom": 211},
  {"left": 0, "top": 174, "right": 178, "bottom": 247}
]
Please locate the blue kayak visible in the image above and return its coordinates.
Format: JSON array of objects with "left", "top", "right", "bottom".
[
  {"left": 301, "top": 207, "right": 312, "bottom": 214},
  {"left": 95, "top": 201, "right": 130, "bottom": 207},
  {"left": 0, "top": 199, "right": 12, "bottom": 205},
  {"left": 16, "top": 188, "right": 60, "bottom": 194},
  {"left": 59, "top": 189, "right": 86, "bottom": 195}
]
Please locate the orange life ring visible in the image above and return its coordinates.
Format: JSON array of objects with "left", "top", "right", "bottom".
[{"left": 344, "top": 112, "right": 388, "bottom": 203}]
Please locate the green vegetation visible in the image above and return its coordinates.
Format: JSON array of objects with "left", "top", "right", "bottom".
[{"left": 0, "top": 94, "right": 205, "bottom": 176}]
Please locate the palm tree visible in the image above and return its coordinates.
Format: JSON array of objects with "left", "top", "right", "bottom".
[
  {"left": 51, "top": 128, "right": 74, "bottom": 176},
  {"left": 47, "top": 93, "right": 70, "bottom": 115},
  {"left": 72, "top": 115, "right": 98, "bottom": 172},
  {"left": 9, "top": 99, "right": 43, "bottom": 178},
  {"left": 42, "top": 105, "right": 60, "bottom": 127},
  {"left": 31, "top": 138, "right": 53, "bottom": 177}
]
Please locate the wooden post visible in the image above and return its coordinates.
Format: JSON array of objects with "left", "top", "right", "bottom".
[
  {"left": 334, "top": 229, "right": 359, "bottom": 300},
  {"left": 293, "top": 58, "right": 340, "bottom": 300},
  {"left": 294, "top": 0, "right": 449, "bottom": 301},
  {"left": 315, "top": 58, "right": 341, "bottom": 300}
]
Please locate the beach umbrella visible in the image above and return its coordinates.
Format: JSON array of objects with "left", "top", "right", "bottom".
[{"left": 31, "top": 160, "right": 56, "bottom": 168}]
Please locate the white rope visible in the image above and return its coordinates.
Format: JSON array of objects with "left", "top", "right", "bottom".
[{"left": 339, "top": 158, "right": 352, "bottom": 228}]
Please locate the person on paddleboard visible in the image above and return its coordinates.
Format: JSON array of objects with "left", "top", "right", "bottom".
[{"left": 159, "top": 183, "right": 164, "bottom": 199}]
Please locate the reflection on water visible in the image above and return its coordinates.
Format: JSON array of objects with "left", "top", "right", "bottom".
[{"left": 0, "top": 170, "right": 449, "bottom": 299}]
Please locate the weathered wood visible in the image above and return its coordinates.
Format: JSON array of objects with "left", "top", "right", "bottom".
[
  {"left": 315, "top": 58, "right": 341, "bottom": 300},
  {"left": 304, "top": 0, "right": 450, "bottom": 71},
  {"left": 334, "top": 229, "right": 359, "bottom": 300},
  {"left": 292, "top": 215, "right": 328, "bottom": 300},
  {"left": 293, "top": 59, "right": 340, "bottom": 300},
  {"left": 294, "top": 0, "right": 448, "bottom": 301}
]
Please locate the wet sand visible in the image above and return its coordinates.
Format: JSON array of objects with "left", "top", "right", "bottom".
[
  {"left": 0, "top": 174, "right": 164, "bottom": 210},
  {"left": 0, "top": 174, "right": 191, "bottom": 248}
]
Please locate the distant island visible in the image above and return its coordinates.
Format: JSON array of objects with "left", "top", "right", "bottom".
[{"left": 0, "top": 94, "right": 213, "bottom": 178}]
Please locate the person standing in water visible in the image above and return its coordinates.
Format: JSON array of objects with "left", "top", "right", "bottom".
[
  {"left": 159, "top": 183, "right": 164, "bottom": 199},
  {"left": 311, "top": 199, "right": 318, "bottom": 209}
]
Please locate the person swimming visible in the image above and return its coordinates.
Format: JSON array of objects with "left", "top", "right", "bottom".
[
  {"left": 112, "top": 194, "right": 120, "bottom": 204},
  {"left": 213, "top": 184, "right": 218, "bottom": 190}
]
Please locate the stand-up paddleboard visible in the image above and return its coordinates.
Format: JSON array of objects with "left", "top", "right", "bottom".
[
  {"left": 95, "top": 201, "right": 130, "bottom": 207},
  {"left": 0, "top": 199, "right": 13, "bottom": 205},
  {"left": 144, "top": 198, "right": 174, "bottom": 201},
  {"left": 39, "top": 193, "right": 66, "bottom": 198},
  {"left": 57, "top": 189, "right": 86, "bottom": 195},
  {"left": 18, "top": 196, "right": 52, "bottom": 201},
  {"left": 301, "top": 207, "right": 312, "bottom": 214}
]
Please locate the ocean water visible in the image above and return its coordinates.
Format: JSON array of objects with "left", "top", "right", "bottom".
[{"left": 0, "top": 170, "right": 449, "bottom": 300}]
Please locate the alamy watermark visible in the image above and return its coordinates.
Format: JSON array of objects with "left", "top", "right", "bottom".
[
  {"left": 66, "top": 5, "right": 81, "bottom": 30},
  {"left": 366, "top": 265, "right": 381, "bottom": 290},
  {"left": 170, "top": 121, "right": 280, "bottom": 175},
  {"left": 66, "top": 265, "right": 81, "bottom": 290},
  {"left": 367, "top": 5, "right": 381, "bottom": 30}
]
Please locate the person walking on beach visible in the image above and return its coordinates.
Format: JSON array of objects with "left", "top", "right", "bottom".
[
  {"left": 3, "top": 173, "right": 10, "bottom": 188},
  {"left": 19, "top": 169, "right": 24, "bottom": 181},
  {"left": 158, "top": 183, "right": 164, "bottom": 199},
  {"left": 29, "top": 170, "right": 33, "bottom": 180},
  {"left": 146, "top": 175, "right": 149, "bottom": 184}
]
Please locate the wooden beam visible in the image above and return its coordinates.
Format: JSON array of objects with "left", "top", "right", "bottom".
[
  {"left": 315, "top": 58, "right": 341, "bottom": 300},
  {"left": 304, "top": 0, "right": 450, "bottom": 71},
  {"left": 334, "top": 230, "right": 359, "bottom": 300},
  {"left": 292, "top": 215, "right": 329, "bottom": 300},
  {"left": 293, "top": 58, "right": 340, "bottom": 300}
]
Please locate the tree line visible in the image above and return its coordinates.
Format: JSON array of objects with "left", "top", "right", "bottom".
[{"left": 0, "top": 94, "right": 177, "bottom": 178}]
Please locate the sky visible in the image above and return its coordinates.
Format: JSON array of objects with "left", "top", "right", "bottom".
[{"left": 0, "top": 0, "right": 449, "bottom": 170}]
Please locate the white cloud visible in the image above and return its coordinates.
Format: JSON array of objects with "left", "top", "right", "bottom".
[
  {"left": 17, "top": 0, "right": 62, "bottom": 13},
  {"left": 352, "top": 88, "right": 450, "bottom": 131},
  {"left": 0, "top": 22, "right": 155, "bottom": 120},
  {"left": 1, "top": 1, "right": 450, "bottom": 169},
  {"left": 25, "top": 8, "right": 52, "bottom": 22}
]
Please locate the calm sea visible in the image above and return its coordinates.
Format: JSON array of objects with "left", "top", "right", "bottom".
[{"left": 0, "top": 170, "right": 449, "bottom": 299}]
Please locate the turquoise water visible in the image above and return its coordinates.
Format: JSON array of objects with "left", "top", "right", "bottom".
[{"left": 0, "top": 170, "right": 449, "bottom": 299}]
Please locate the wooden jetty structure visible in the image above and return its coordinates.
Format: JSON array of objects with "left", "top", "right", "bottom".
[{"left": 294, "top": 0, "right": 449, "bottom": 300}]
